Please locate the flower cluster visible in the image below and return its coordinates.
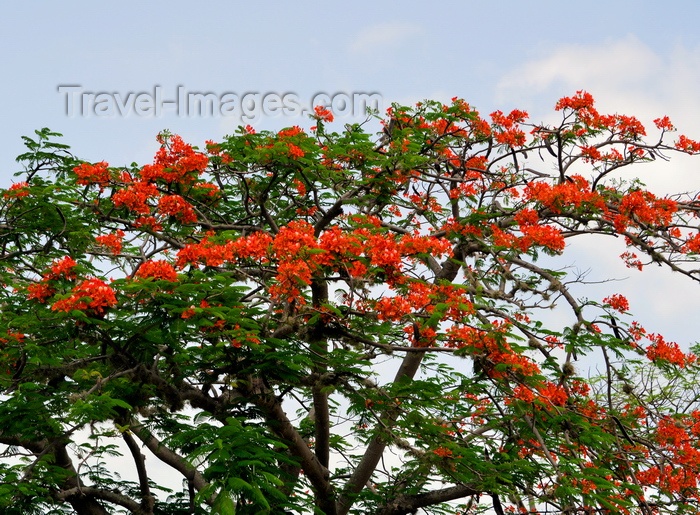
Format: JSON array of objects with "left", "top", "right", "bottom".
[
  {"left": 141, "top": 134, "right": 208, "bottom": 184},
  {"left": 176, "top": 232, "right": 274, "bottom": 268},
  {"left": 95, "top": 230, "right": 125, "bottom": 255},
  {"left": 512, "top": 382, "right": 568, "bottom": 407},
  {"left": 675, "top": 134, "right": 700, "bottom": 154},
  {"left": 158, "top": 194, "right": 197, "bottom": 224},
  {"left": 26, "top": 257, "right": 79, "bottom": 303},
  {"left": 645, "top": 333, "right": 696, "bottom": 367},
  {"left": 4, "top": 182, "right": 30, "bottom": 198},
  {"left": 524, "top": 175, "right": 605, "bottom": 214},
  {"left": 112, "top": 180, "right": 159, "bottom": 214},
  {"left": 73, "top": 161, "right": 111, "bottom": 187},
  {"left": 176, "top": 222, "right": 453, "bottom": 302},
  {"left": 275, "top": 125, "right": 307, "bottom": 160},
  {"left": 313, "top": 105, "right": 334, "bottom": 123},
  {"left": 27, "top": 282, "right": 54, "bottom": 303},
  {"left": 555, "top": 90, "right": 647, "bottom": 138},
  {"left": 636, "top": 412, "right": 700, "bottom": 498},
  {"left": 446, "top": 324, "right": 540, "bottom": 379},
  {"left": 136, "top": 260, "right": 178, "bottom": 282},
  {"left": 602, "top": 293, "right": 630, "bottom": 313},
  {"left": 490, "top": 109, "right": 528, "bottom": 146},
  {"left": 51, "top": 278, "right": 117, "bottom": 315},
  {"left": 614, "top": 190, "right": 677, "bottom": 231},
  {"left": 47, "top": 256, "right": 78, "bottom": 280}
]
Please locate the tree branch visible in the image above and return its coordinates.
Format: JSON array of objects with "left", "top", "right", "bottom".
[
  {"left": 128, "top": 419, "right": 215, "bottom": 505},
  {"left": 249, "top": 377, "right": 337, "bottom": 515},
  {"left": 337, "top": 244, "right": 467, "bottom": 515},
  {"left": 377, "top": 484, "right": 481, "bottom": 515},
  {"left": 336, "top": 350, "right": 423, "bottom": 515},
  {"left": 56, "top": 486, "right": 145, "bottom": 514},
  {"left": 53, "top": 443, "right": 110, "bottom": 515},
  {"left": 310, "top": 279, "right": 331, "bottom": 470},
  {"left": 121, "top": 428, "right": 155, "bottom": 514}
]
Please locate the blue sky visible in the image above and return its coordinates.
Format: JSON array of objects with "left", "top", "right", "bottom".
[
  {"left": 2, "top": 1, "right": 700, "bottom": 342},
  {"left": 4, "top": 1, "right": 700, "bottom": 169}
]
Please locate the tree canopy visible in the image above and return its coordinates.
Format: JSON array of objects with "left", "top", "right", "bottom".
[{"left": 2, "top": 94, "right": 700, "bottom": 514}]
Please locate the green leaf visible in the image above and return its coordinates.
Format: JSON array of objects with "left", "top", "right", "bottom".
[{"left": 213, "top": 492, "right": 236, "bottom": 515}]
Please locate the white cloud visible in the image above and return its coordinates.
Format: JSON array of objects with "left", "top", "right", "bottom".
[
  {"left": 495, "top": 37, "right": 700, "bottom": 195},
  {"left": 494, "top": 35, "right": 700, "bottom": 127},
  {"left": 497, "top": 35, "right": 662, "bottom": 98}
]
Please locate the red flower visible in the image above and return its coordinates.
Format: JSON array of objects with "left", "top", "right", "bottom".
[
  {"left": 193, "top": 182, "right": 220, "bottom": 199},
  {"left": 675, "top": 134, "right": 700, "bottom": 154},
  {"left": 73, "top": 161, "right": 110, "bottom": 187},
  {"left": 514, "top": 208, "right": 539, "bottom": 227},
  {"left": 136, "top": 260, "right": 178, "bottom": 282},
  {"left": 133, "top": 216, "right": 163, "bottom": 231},
  {"left": 580, "top": 146, "right": 603, "bottom": 163},
  {"left": 278, "top": 126, "right": 303, "bottom": 138},
  {"left": 158, "top": 194, "right": 197, "bottom": 223},
  {"left": 620, "top": 251, "right": 643, "bottom": 271},
  {"left": 113, "top": 181, "right": 159, "bottom": 214},
  {"left": 646, "top": 333, "right": 695, "bottom": 367},
  {"left": 519, "top": 224, "right": 565, "bottom": 253},
  {"left": 27, "top": 282, "right": 55, "bottom": 302},
  {"left": 375, "top": 296, "right": 412, "bottom": 321},
  {"left": 618, "top": 190, "right": 677, "bottom": 228},
  {"left": 287, "top": 143, "right": 305, "bottom": 159},
  {"left": 313, "top": 105, "right": 334, "bottom": 123},
  {"left": 654, "top": 115, "right": 674, "bottom": 131},
  {"left": 48, "top": 257, "right": 78, "bottom": 280},
  {"left": 603, "top": 293, "right": 629, "bottom": 313},
  {"left": 432, "top": 447, "right": 453, "bottom": 458},
  {"left": 684, "top": 233, "right": 700, "bottom": 254},
  {"left": 292, "top": 178, "right": 307, "bottom": 196},
  {"left": 52, "top": 278, "right": 117, "bottom": 315},
  {"left": 141, "top": 134, "right": 208, "bottom": 184},
  {"left": 537, "top": 382, "right": 568, "bottom": 406},
  {"left": 513, "top": 384, "right": 536, "bottom": 403},
  {"left": 524, "top": 175, "right": 605, "bottom": 214},
  {"left": 272, "top": 220, "right": 318, "bottom": 257},
  {"left": 555, "top": 90, "right": 595, "bottom": 112},
  {"left": 490, "top": 109, "right": 528, "bottom": 147},
  {"left": 4, "top": 182, "right": 30, "bottom": 198},
  {"left": 95, "top": 230, "right": 125, "bottom": 255}
]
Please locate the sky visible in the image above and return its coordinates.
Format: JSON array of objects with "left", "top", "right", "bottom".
[
  {"left": 2, "top": 0, "right": 700, "bottom": 503},
  {"left": 1, "top": 1, "right": 699, "bottom": 342},
  {"left": 3, "top": 1, "right": 700, "bottom": 174}
]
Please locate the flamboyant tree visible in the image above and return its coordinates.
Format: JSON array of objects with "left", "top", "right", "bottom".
[{"left": 1, "top": 93, "right": 700, "bottom": 514}]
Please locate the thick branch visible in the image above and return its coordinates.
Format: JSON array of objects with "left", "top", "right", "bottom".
[
  {"left": 378, "top": 484, "right": 481, "bottom": 515},
  {"left": 250, "top": 377, "right": 337, "bottom": 515},
  {"left": 129, "top": 419, "right": 214, "bottom": 505},
  {"left": 53, "top": 443, "right": 110, "bottom": 515},
  {"left": 122, "top": 429, "right": 155, "bottom": 514},
  {"left": 132, "top": 364, "right": 223, "bottom": 418},
  {"left": 0, "top": 433, "right": 114, "bottom": 514},
  {"left": 56, "top": 487, "right": 146, "bottom": 514},
  {"left": 336, "top": 350, "right": 423, "bottom": 515},
  {"left": 0, "top": 433, "right": 47, "bottom": 454},
  {"left": 337, "top": 245, "right": 466, "bottom": 515},
  {"left": 310, "top": 279, "right": 331, "bottom": 470},
  {"left": 314, "top": 197, "right": 346, "bottom": 235}
]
